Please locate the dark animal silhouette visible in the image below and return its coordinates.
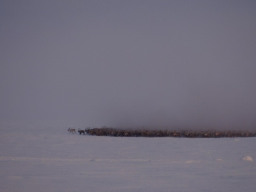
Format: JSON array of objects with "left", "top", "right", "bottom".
[{"left": 78, "top": 129, "right": 86, "bottom": 135}]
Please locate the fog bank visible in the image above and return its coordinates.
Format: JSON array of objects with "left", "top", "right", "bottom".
[{"left": 1, "top": 1, "right": 256, "bottom": 130}]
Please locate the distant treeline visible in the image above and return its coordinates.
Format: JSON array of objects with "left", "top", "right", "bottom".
[{"left": 84, "top": 128, "right": 256, "bottom": 138}]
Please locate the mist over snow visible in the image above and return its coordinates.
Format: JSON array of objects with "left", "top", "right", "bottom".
[
  {"left": 1, "top": 2, "right": 256, "bottom": 191},
  {"left": 1, "top": 0, "right": 256, "bottom": 130}
]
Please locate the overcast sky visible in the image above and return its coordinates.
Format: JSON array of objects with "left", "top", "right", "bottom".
[{"left": 1, "top": 0, "right": 256, "bottom": 130}]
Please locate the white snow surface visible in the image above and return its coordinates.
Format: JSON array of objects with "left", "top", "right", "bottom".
[{"left": 0, "top": 123, "right": 256, "bottom": 192}]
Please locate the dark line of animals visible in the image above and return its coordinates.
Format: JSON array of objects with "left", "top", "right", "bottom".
[{"left": 68, "top": 127, "right": 256, "bottom": 138}]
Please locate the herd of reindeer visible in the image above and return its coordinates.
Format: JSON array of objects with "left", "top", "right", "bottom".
[{"left": 68, "top": 127, "right": 256, "bottom": 138}]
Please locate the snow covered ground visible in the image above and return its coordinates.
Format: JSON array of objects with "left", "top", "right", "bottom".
[{"left": 0, "top": 123, "right": 255, "bottom": 192}]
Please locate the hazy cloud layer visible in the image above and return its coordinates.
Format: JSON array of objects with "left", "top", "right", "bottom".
[{"left": 1, "top": 0, "right": 256, "bottom": 130}]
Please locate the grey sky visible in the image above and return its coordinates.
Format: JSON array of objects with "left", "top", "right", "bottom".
[{"left": 1, "top": 0, "right": 256, "bottom": 129}]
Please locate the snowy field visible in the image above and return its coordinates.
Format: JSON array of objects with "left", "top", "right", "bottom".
[{"left": 0, "top": 123, "right": 255, "bottom": 192}]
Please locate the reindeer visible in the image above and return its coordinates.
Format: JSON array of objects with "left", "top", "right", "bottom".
[
  {"left": 78, "top": 129, "right": 86, "bottom": 135},
  {"left": 68, "top": 128, "right": 76, "bottom": 134}
]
